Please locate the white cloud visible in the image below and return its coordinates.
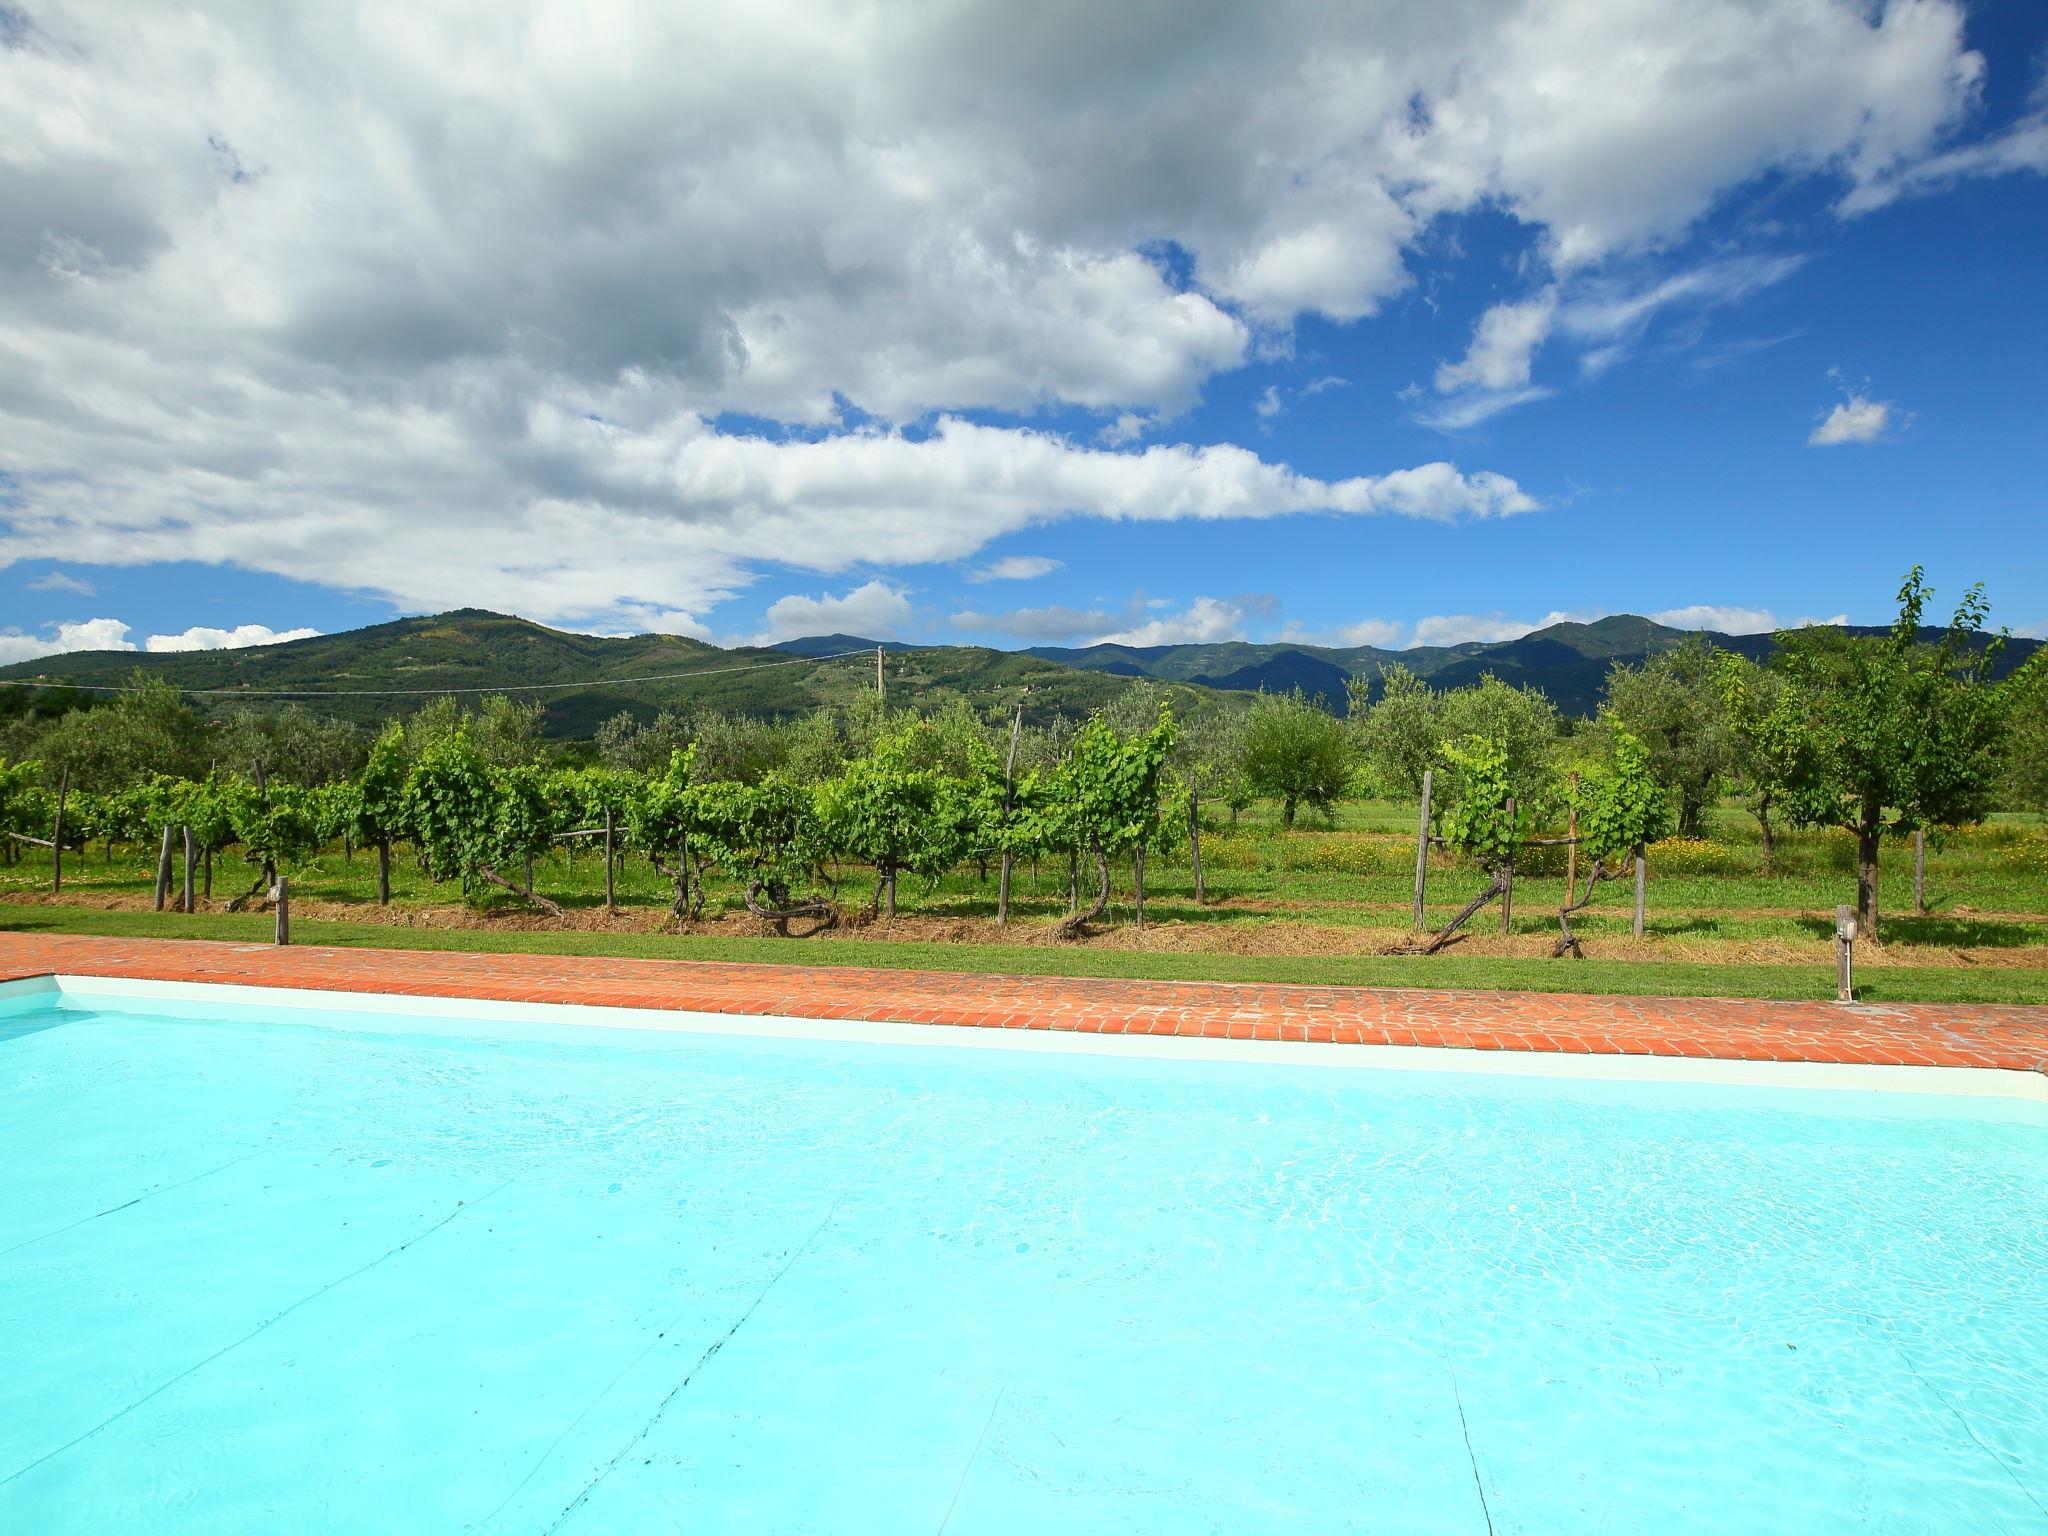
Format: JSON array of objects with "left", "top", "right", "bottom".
[
  {"left": 1, "top": 399, "right": 1537, "bottom": 632},
  {"left": 1407, "top": 610, "right": 1604, "bottom": 648},
  {"left": 1332, "top": 619, "right": 1408, "bottom": 648},
  {"left": 1255, "top": 385, "right": 1284, "bottom": 421},
  {"left": 144, "top": 623, "right": 321, "bottom": 653},
  {"left": 28, "top": 571, "right": 95, "bottom": 595},
  {"left": 0, "top": 617, "right": 136, "bottom": 665},
  {"left": 1809, "top": 394, "right": 1898, "bottom": 445},
  {"left": 0, "top": 1, "right": 1995, "bottom": 624},
  {"left": 1094, "top": 596, "right": 1247, "bottom": 647},
  {"left": 1435, "top": 292, "right": 1558, "bottom": 394},
  {"left": 1413, "top": 386, "right": 1556, "bottom": 431},
  {"left": 1096, "top": 413, "right": 1153, "bottom": 447},
  {"left": 949, "top": 605, "right": 1117, "bottom": 642},
  {"left": 749, "top": 580, "right": 913, "bottom": 644},
  {"left": 968, "top": 555, "right": 1062, "bottom": 584},
  {"left": 1840, "top": 112, "right": 2048, "bottom": 213},
  {"left": 1652, "top": 605, "right": 1782, "bottom": 633}
]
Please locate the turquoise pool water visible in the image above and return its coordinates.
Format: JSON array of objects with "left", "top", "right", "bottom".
[{"left": 2, "top": 987, "right": 2044, "bottom": 1534}]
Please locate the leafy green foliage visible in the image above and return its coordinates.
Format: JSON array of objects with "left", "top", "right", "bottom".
[
  {"left": 1997, "top": 649, "right": 2048, "bottom": 815},
  {"left": 1598, "top": 638, "right": 1731, "bottom": 835},
  {"left": 401, "top": 729, "right": 542, "bottom": 902},
  {"left": 1237, "top": 689, "right": 1349, "bottom": 829},
  {"left": 1569, "top": 728, "right": 1672, "bottom": 863},
  {"left": 1773, "top": 568, "right": 2008, "bottom": 935},
  {"left": 1434, "top": 674, "right": 1559, "bottom": 810},
  {"left": 1432, "top": 736, "right": 1528, "bottom": 870},
  {"left": 1348, "top": 664, "right": 1439, "bottom": 797}
]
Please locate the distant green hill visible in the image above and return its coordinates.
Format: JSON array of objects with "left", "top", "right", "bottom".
[
  {"left": 4, "top": 608, "right": 2033, "bottom": 735},
  {"left": 0, "top": 611, "right": 1167, "bottom": 738},
  {"left": 1028, "top": 614, "right": 2037, "bottom": 716}
]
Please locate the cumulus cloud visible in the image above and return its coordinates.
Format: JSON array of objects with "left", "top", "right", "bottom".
[
  {"left": 949, "top": 605, "right": 1118, "bottom": 643},
  {"left": 749, "top": 580, "right": 913, "bottom": 644},
  {"left": 1407, "top": 611, "right": 1587, "bottom": 648},
  {"left": 1434, "top": 291, "right": 1558, "bottom": 394},
  {"left": 0, "top": 1, "right": 1998, "bottom": 625},
  {"left": 1809, "top": 394, "right": 1899, "bottom": 445},
  {"left": 1094, "top": 596, "right": 1247, "bottom": 647},
  {"left": 144, "top": 623, "right": 321, "bottom": 652},
  {"left": 0, "top": 617, "right": 136, "bottom": 665},
  {"left": 968, "top": 555, "right": 1062, "bottom": 584}
]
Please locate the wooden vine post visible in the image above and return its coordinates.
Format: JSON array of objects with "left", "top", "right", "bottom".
[
  {"left": 50, "top": 768, "right": 68, "bottom": 894},
  {"left": 1914, "top": 828, "right": 1927, "bottom": 916},
  {"left": 273, "top": 876, "right": 290, "bottom": 946},
  {"left": 1632, "top": 841, "right": 1647, "bottom": 938},
  {"left": 182, "top": 826, "right": 197, "bottom": 913},
  {"left": 1187, "top": 776, "right": 1206, "bottom": 905},
  {"left": 1565, "top": 771, "right": 1579, "bottom": 906},
  {"left": 996, "top": 696, "right": 1025, "bottom": 925},
  {"left": 1411, "top": 768, "right": 1432, "bottom": 932},
  {"left": 875, "top": 645, "right": 885, "bottom": 705},
  {"left": 604, "top": 806, "right": 616, "bottom": 912},
  {"left": 1499, "top": 797, "right": 1515, "bottom": 936}
]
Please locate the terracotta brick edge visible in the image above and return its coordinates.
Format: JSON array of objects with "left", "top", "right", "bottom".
[{"left": 3, "top": 932, "right": 2044, "bottom": 1075}]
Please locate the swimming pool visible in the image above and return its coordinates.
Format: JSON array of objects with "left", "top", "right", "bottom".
[{"left": 3, "top": 978, "right": 2044, "bottom": 1534}]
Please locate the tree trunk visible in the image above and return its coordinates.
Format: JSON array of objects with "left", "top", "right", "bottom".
[
  {"left": 1756, "top": 797, "right": 1776, "bottom": 875},
  {"left": 1132, "top": 845, "right": 1146, "bottom": 931},
  {"left": 1054, "top": 837, "right": 1111, "bottom": 937},
  {"left": 377, "top": 838, "right": 392, "bottom": 904},
  {"left": 1855, "top": 818, "right": 1882, "bottom": 941},
  {"left": 154, "top": 825, "right": 174, "bottom": 910},
  {"left": 1067, "top": 849, "right": 1078, "bottom": 911},
  {"left": 1282, "top": 795, "right": 1297, "bottom": 830},
  {"left": 524, "top": 849, "right": 534, "bottom": 897},
  {"left": 1552, "top": 857, "right": 1630, "bottom": 957},
  {"left": 204, "top": 848, "right": 212, "bottom": 899},
  {"left": 1422, "top": 869, "right": 1508, "bottom": 955},
  {"left": 478, "top": 863, "right": 564, "bottom": 917},
  {"left": 885, "top": 867, "right": 897, "bottom": 919}
]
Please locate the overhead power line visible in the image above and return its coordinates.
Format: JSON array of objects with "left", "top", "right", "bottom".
[{"left": 0, "top": 648, "right": 872, "bottom": 700}]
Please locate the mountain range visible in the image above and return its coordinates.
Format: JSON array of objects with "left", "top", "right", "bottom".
[{"left": 2, "top": 609, "right": 2034, "bottom": 737}]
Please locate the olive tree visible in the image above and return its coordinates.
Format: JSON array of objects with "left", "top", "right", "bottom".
[
  {"left": 1599, "top": 638, "right": 1731, "bottom": 836},
  {"left": 1997, "top": 649, "right": 2048, "bottom": 816},
  {"left": 1238, "top": 689, "right": 1350, "bottom": 829},
  {"left": 1435, "top": 674, "right": 1559, "bottom": 809},
  {"left": 1348, "top": 664, "right": 1440, "bottom": 798}
]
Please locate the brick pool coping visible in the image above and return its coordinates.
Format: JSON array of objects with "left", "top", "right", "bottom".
[{"left": 2, "top": 932, "right": 2045, "bottom": 1075}]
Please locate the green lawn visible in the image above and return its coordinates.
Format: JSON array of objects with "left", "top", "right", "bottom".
[{"left": 8, "top": 903, "right": 2046, "bottom": 1006}]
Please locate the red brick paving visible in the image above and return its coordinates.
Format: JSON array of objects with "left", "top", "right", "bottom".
[{"left": 3, "top": 932, "right": 2044, "bottom": 1075}]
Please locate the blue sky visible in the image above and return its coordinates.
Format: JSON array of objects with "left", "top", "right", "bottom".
[{"left": 3, "top": 0, "right": 2045, "bottom": 664}]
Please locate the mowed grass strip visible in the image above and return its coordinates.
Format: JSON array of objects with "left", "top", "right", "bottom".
[{"left": 7, "top": 904, "right": 2046, "bottom": 1007}]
